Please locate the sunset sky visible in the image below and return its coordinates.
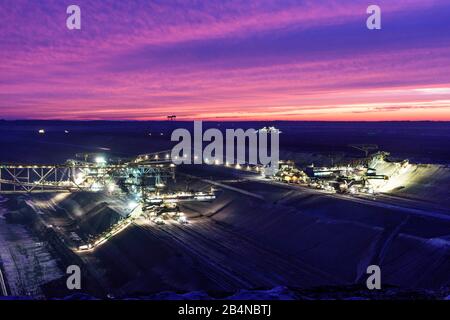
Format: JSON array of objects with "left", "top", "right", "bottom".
[{"left": 1, "top": 0, "right": 450, "bottom": 121}]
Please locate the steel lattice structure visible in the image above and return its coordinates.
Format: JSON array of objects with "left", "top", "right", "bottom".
[{"left": 0, "top": 151, "right": 175, "bottom": 194}]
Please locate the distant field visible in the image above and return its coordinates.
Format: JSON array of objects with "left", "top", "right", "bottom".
[{"left": 1, "top": 121, "right": 450, "bottom": 164}]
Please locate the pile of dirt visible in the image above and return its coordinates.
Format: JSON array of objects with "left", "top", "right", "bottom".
[
  {"left": 47, "top": 192, "right": 124, "bottom": 239},
  {"left": 370, "top": 157, "right": 450, "bottom": 207},
  {"left": 77, "top": 202, "right": 122, "bottom": 237}
]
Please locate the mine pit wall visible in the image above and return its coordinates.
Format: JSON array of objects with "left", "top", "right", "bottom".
[
  {"left": 369, "top": 158, "right": 450, "bottom": 208},
  {"left": 41, "top": 227, "right": 106, "bottom": 297},
  {"left": 0, "top": 195, "right": 105, "bottom": 298},
  {"left": 0, "top": 196, "right": 63, "bottom": 298},
  {"left": 26, "top": 192, "right": 123, "bottom": 297},
  {"left": 0, "top": 259, "right": 11, "bottom": 296}
]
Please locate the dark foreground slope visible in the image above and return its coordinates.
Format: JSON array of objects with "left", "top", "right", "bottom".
[
  {"left": 19, "top": 170, "right": 448, "bottom": 298},
  {"left": 178, "top": 178, "right": 450, "bottom": 290}
]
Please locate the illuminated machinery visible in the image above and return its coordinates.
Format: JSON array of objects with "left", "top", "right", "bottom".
[
  {"left": 275, "top": 160, "right": 309, "bottom": 184},
  {"left": 143, "top": 190, "right": 216, "bottom": 205},
  {"left": 323, "top": 167, "right": 389, "bottom": 194},
  {"left": 141, "top": 189, "right": 216, "bottom": 225},
  {"left": 0, "top": 151, "right": 175, "bottom": 194},
  {"left": 296, "top": 163, "right": 389, "bottom": 194}
]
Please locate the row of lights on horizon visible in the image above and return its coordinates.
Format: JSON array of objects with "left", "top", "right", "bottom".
[
  {"left": 171, "top": 154, "right": 261, "bottom": 172},
  {"left": 103, "top": 152, "right": 263, "bottom": 173}
]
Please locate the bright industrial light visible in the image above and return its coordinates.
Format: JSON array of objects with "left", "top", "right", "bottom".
[
  {"left": 128, "top": 201, "right": 138, "bottom": 209},
  {"left": 90, "top": 182, "right": 102, "bottom": 191},
  {"left": 38, "top": 129, "right": 45, "bottom": 134},
  {"left": 205, "top": 158, "right": 209, "bottom": 163},
  {"left": 155, "top": 155, "right": 159, "bottom": 159},
  {"left": 75, "top": 173, "right": 85, "bottom": 184},
  {"left": 178, "top": 216, "right": 188, "bottom": 224},
  {"left": 95, "top": 156, "right": 106, "bottom": 164},
  {"left": 194, "top": 155, "right": 198, "bottom": 160},
  {"left": 165, "top": 154, "right": 169, "bottom": 159},
  {"left": 107, "top": 183, "right": 116, "bottom": 193},
  {"left": 214, "top": 160, "right": 220, "bottom": 165},
  {"left": 235, "top": 164, "right": 241, "bottom": 169}
]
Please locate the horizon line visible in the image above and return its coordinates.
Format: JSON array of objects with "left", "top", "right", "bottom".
[{"left": 1, "top": 119, "right": 450, "bottom": 123}]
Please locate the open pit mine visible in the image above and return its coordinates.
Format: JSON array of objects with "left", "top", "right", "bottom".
[{"left": 0, "top": 149, "right": 449, "bottom": 299}]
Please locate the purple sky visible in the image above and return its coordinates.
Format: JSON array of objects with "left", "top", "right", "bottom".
[{"left": 1, "top": 0, "right": 450, "bottom": 120}]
